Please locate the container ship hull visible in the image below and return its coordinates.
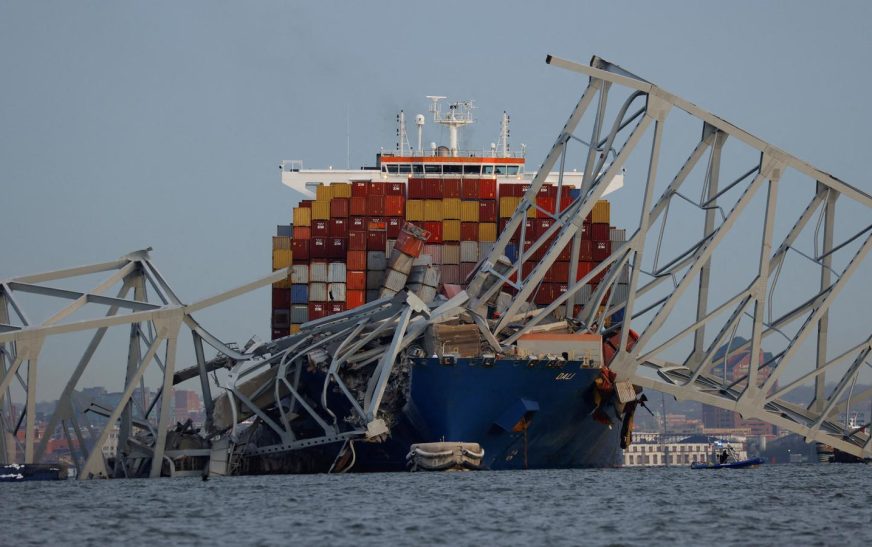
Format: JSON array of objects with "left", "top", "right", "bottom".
[{"left": 354, "top": 360, "right": 621, "bottom": 471}]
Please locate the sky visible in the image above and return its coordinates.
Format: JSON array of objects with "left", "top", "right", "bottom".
[{"left": 1, "top": 1, "right": 870, "bottom": 400}]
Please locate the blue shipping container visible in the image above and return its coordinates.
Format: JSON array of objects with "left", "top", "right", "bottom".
[
  {"left": 291, "top": 284, "right": 309, "bottom": 304},
  {"left": 505, "top": 243, "right": 518, "bottom": 263}
]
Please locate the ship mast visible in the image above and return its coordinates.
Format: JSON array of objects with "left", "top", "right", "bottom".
[{"left": 427, "top": 96, "right": 474, "bottom": 157}]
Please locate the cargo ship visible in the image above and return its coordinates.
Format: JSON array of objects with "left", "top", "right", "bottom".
[{"left": 259, "top": 98, "right": 634, "bottom": 471}]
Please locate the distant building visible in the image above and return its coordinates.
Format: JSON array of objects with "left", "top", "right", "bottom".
[
  {"left": 700, "top": 337, "right": 777, "bottom": 436},
  {"left": 173, "top": 389, "right": 204, "bottom": 424},
  {"left": 623, "top": 432, "right": 748, "bottom": 467}
]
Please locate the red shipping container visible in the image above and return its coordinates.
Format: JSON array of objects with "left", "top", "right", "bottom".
[
  {"left": 422, "top": 221, "right": 443, "bottom": 243},
  {"left": 292, "top": 238, "right": 310, "bottom": 260},
  {"left": 443, "top": 178, "right": 461, "bottom": 198},
  {"left": 328, "top": 237, "right": 347, "bottom": 259},
  {"left": 537, "top": 184, "right": 557, "bottom": 198},
  {"left": 271, "top": 329, "right": 285, "bottom": 341},
  {"left": 575, "top": 260, "right": 593, "bottom": 282},
  {"left": 386, "top": 182, "right": 405, "bottom": 197},
  {"left": 347, "top": 250, "right": 367, "bottom": 271},
  {"left": 386, "top": 217, "right": 403, "bottom": 239},
  {"left": 348, "top": 231, "right": 367, "bottom": 251},
  {"left": 534, "top": 283, "right": 555, "bottom": 305},
  {"left": 329, "top": 218, "right": 348, "bottom": 238},
  {"left": 593, "top": 240, "right": 612, "bottom": 261},
  {"left": 366, "top": 194, "right": 385, "bottom": 216},
  {"left": 557, "top": 240, "right": 572, "bottom": 262},
  {"left": 350, "top": 196, "right": 368, "bottom": 216},
  {"left": 536, "top": 196, "right": 556, "bottom": 218},
  {"left": 384, "top": 195, "right": 405, "bottom": 217},
  {"left": 479, "top": 200, "right": 497, "bottom": 222},
  {"left": 546, "top": 261, "right": 570, "bottom": 283},
  {"left": 350, "top": 216, "right": 367, "bottom": 231},
  {"left": 368, "top": 181, "right": 385, "bottom": 195},
  {"left": 479, "top": 178, "right": 497, "bottom": 199},
  {"left": 346, "top": 270, "right": 366, "bottom": 290},
  {"left": 580, "top": 240, "right": 593, "bottom": 261},
  {"left": 459, "top": 261, "right": 477, "bottom": 283},
  {"left": 271, "top": 288, "right": 291, "bottom": 308},
  {"left": 460, "top": 222, "right": 478, "bottom": 241},
  {"left": 425, "top": 179, "right": 444, "bottom": 199},
  {"left": 499, "top": 219, "right": 521, "bottom": 242},
  {"left": 580, "top": 222, "right": 591, "bottom": 240},
  {"left": 591, "top": 222, "right": 609, "bottom": 241},
  {"left": 367, "top": 217, "right": 386, "bottom": 231},
  {"left": 346, "top": 289, "right": 366, "bottom": 309},
  {"left": 367, "top": 230, "right": 387, "bottom": 250},
  {"left": 299, "top": 200, "right": 313, "bottom": 208},
  {"left": 408, "top": 178, "right": 427, "bottom": 199},
  {"left": 330, "top": 197, "right": 350, "bottom": 218},
  {"left": 351, "top": 181, "right": 369, "bottom": 197},
  {"left": 461, "top": 178, "right": 479, "bottom": 199},
  {"left": 396, "top": 227, "right": 425, "bottom": 257},
  {"left": 311, "top": 220, "right": 329, "bottom": 237},
  {"left": 441, "top": 264, "right": 461, "bottom": 285},
  {"left": 308, "top": 302, "right": 328, "bottom": 321},
  {"left": 328, "top": 302, "right": 346, "bottom": 315},
  {"left": 293, "top": 226, "right": 311, "bottom": 240},
  {"left": 533, "top": 219, "right": 553, "bottom": 238}
]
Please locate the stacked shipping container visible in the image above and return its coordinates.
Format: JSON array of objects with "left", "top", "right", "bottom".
[{"left": 271, "top": 178, "right": 625, "bottom": 339}]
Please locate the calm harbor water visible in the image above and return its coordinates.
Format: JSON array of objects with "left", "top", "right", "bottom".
[{"left": 2, "top": 464, "right": 870, "bottom": 546}]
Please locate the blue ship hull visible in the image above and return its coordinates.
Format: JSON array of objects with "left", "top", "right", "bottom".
[{"left": 351, "top": 358, "right": 623, "bottom": 471}]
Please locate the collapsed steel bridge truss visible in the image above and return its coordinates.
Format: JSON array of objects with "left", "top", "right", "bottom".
[
  {"left": 466, "top": 55, "right": 872, "bottom": 459},
  {"left": 0, "top": 249, "right": 291, "bottom": 477},
  {"left": 3, "top": 54, "right": 870, "bottom": 476}
]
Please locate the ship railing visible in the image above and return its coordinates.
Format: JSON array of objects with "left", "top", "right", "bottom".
[
  {"left": 280, "top": 160, "right": 303, "bottom": 172},
  {"left": 382, "top": 149, "right": 526, "bottom": 159}
]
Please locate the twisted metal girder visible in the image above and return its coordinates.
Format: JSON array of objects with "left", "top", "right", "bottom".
[{"left": 468, "top": 54, "right": 872, "bottom": 459}]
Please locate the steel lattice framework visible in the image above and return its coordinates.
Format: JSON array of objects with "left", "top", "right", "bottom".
[
  {"left": 0, "top": 249, "right": 289, "bottom": 477},
  {"left": 466, "top": 55, "right": 872, "bottom": 459}
]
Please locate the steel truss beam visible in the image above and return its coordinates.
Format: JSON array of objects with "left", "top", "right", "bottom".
[
  {"left": 467, "top": 54, "right": 872, "bottom": 459},
  {"left": 0, "top": 249, "right": 288, "bottom": 477}
]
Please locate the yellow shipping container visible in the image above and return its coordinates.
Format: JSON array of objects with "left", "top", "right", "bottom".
[
  {"left": 312, "top": 200, "right": 331, "bottom": 220},
  {"left": 406, "top": 200, "right": 425, "bottom": 221},
  {"left": 442, "top": 198, "right": 462, "bottom": 220},
  {"left": 272, "top": 249, "right": 292, "bottom": 270},
  {"left": 289, "top": 324, "right": 301, "bottom": 334},
  {"left": 315, "top": 184, "right": 334, "bottom": 202},
  {"left": 592, "top": 200, "right": 610, "bottom": 223},
  {"left": 272, "top": 236, "right": 291, "bottom": 250},
  {"left": 460, "top": 201, "right": 479, "bottom": 222},
  {"left": 292, "top": 207, "right": 312, "bottom": 227},
  {"left": 424, "top": 199, "right": 444, "bottom": 221},
  {"left": 479, "top": 222, "right": 498, "bottom": 242},
  {"left": 330, "top": 182, "right": 351, "bottom": 198},
  {"left": 443, "top": 219, "right": 461, "bottom": 241},
  {"left": 499, "top": 196, "right": 521, "bottom": 218},
  {"left": 272, "top": 275, "right": 292, "bottom": 289}
]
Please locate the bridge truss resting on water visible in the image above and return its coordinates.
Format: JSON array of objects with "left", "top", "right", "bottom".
[{"left": 1, "top": 54, "right": 869, "bottom": 477}]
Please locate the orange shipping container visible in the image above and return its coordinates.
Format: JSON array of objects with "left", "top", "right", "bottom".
[
  {"left": 346, "top": 270, "right": 366, "bottom": 290},
  {"left": 442, "top": 198, "right": 462, "bottom": 220},
  {"left": 346, "top": 289, "right": 366, "bottom": 309},
  {"left": 443, "top": 219, "right": 461, "bottom": 242},
  {"left": 385, "top": 195, "right": 405, "bottom": 217},
  {"left": 347, "top": 250, "right": 367, "bottom": 271},
  {"left": 479, "top": 222, "right": 498, "bottom": 242},
  {"left": 406, "top": 200, "right": 425, "bottom": 221},
  {"left": 460, "top": 201, "right": 479, "bottom": 222}
]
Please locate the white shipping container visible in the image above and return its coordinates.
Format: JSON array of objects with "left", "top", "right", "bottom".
[
  {"left": 291, "top": 264, "right": 309, "bottom": 284},
  {"left": 619, "top": 264, "right": 630, "bottom": 284},
  {"left": 422, "top": 244, "right": 442, "bottom": 265},
  {"left": 382, "top": 268, "right": 408, "bottom": 292},
  {"left": 379, "top": 287, "right": 398, "bottom": 299},
  {"left": 478, "top": 241, "right": 492, "bottom": 260},
  {"left": 460, "top": 241, "right": 479, "bottom": 262},
  {"left": 310, "top": 262, "right": 328, "bottom": 283},
  {"left": 415, "top": 285, "right": 437, "bottom": 303},
  {"left": 610, "top": 228, "right": 626, "bottom": 243},
  {"left": 442, "top": 244, "right": 460, "bottom": 265},
  {"left": 388, "top": 249, "right": 414, "bottom": 275},
  {"left": 328, "top": 262, "right": 346, "bottom": 283},
  {"left": 386, "top": 239, "right": 397, "bottom": 256},
  {"left": 309, "top": 282, "right": 328, "bottom": 302},
  {"left": 422, "top": 265, "right": 441, "bottom": 287},
  {"left": 328, "top": 282, "right": 346, "bottom": 302},
  {"left": 613, "top": 283, "right": 629, "bottom": 303}
]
